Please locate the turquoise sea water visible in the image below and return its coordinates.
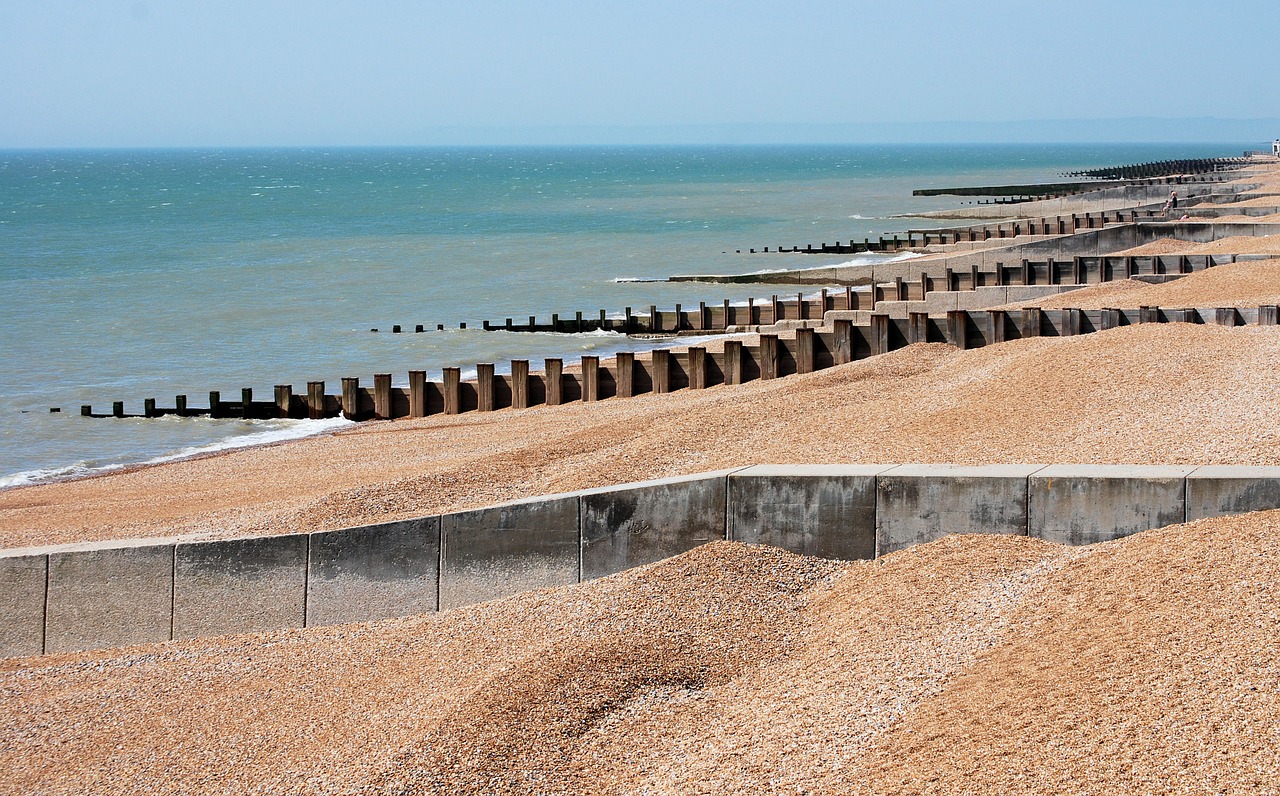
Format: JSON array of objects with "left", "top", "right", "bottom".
[{"left": 0, "top": 143, "right": 1244, "bottom": 486}]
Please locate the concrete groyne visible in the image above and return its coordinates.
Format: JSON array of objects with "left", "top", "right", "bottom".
[{"left": 5, "top": 462, "right": 1280, "bottom": 658}]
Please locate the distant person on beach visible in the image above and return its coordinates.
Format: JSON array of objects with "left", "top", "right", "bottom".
[{"left": 1170, "top": 190, "right": 1178, "bottom": 209}]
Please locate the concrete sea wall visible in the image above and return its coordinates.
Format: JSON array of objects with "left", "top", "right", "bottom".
[{"left": 6, "top": 464, "right": 1280, "bottom": 658}]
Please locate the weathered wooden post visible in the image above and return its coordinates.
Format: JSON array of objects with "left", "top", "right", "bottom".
[
  {"left": 908, "top": 311, "right": 928, "bottom": 345},
  {"left": 175, "top": 395, "right": 187, "bottom": 417},
  {"left": 1215, "top": 307, "right": 1238, "bottom": 328},
  {"left": 1101, "top": 309, "right": 1120, "bottom": 330},
  {"left": 615, "top": 352, "right": 634, "bottom": 398},
  {"left": 374, "top": 374, "right": 392, "bottom": 419},
  {"left": 651, "top": 350, "right": 670, "bottom": 393},
  {"left": 581, "top": 357, "right": 599, "bottom": 401},
  {"left": 544, "top": 359, "right": 563, "bottom": 405},
  {"left": 687, "top": 347, "right": 707, "bottom": 389},
  {"left": 795, "top": 327, "right": 815, "bottom": 374},
  {"left": 408, "top": 371, "right": 426, "bottom": 417},
  {"left": 918, "top": 272, "right": 929, "bottom": 299},
  {"left": 1065, "top": 308, "right": 1082, "bottom": 336},
  {"left": 969, "top": 264, "right": 979, "bottom": 290},
  {"left": 441, "top": 369, "right": 460, "bottom": 415},
  {"left": 674, "top": 304, "right": 682, "bottom": 331},
  {"left": 722, "top": 298, "right": 731, "bottom": 329},
  {"left": 820, "top": 288, "right": 829, "bottom": 314},
  {"left": 945, "top": 268, "right": 955, "bottom": 292},
  {"left": 575, "top": 311, "right": 583, "bottom": 333},
  {"left": 241, "top": 388, "right": 253, "bottom": 419},
  {"left": 698, "top": 301, "right": 708, "bottom": 330},
  {"left": 144, "top": 398, "right": 156, "bottom": 418},
  {"left": 844, "top": 285, "right": 853, "bottom": 311},
  {"left": 1020, "top": 307, "right": 1042, "bottom": 338},
  {"left": 476, "top": 364, "right": 495, "bottom": 411},
  {"left": 624, "top": 307, "right": 633, "bottom": 333},
  {"left": 1259, "top": 306, "right": 1280, "bottom": 326},
  {"left": 510, "top": 361, "right": 529, "bottom": 409},
  {"left": 759, "top": 335, "right": 779, "bottom": 379},
  {"left": 893, "top": 277, "right": 905, "bottom": 302},
  {"left": 1022, "top": 259, "right": 1032, "bottom": 286},
  {"left": 833, "top": 318, "right": 853, "bottom": 364},
  {"left": 341, "top": 378, "right": 360, "bottom": 420},
  {"left": 870, "top": 314, "right": 889, "bottom": 356},
  {"left": 797, "top": 292, "right": 807, "bottom": 320},
  {"left": 274, "top": 385, "right": 292, "bottom": 419},
  {"left": 724, "top": 340, "right": 743, "bottom": 384},
  {"left": 599, "top": 309, "right": 607, "bottom": 330},
  {"left": 946, "top": 310, "right": 968, "bottom": 349},
  {"left": 81, "top": 405, "right": 92, "bottom": 417},
  {"left": 650, "top": 305, "right": 659, "bottom": 333},
  {"left": 748, "top": 297, "right": 757, "bottom": 324},
  {"left": 771, "top": 295, "right": 781, "bottom": 323},
  {"left": 986, "top": 310, "right": 1008, "bottom": 344},
  {"left": 1139, "top": 306, "right": 1159, "bottom": 324},
  {"left": 113, "top": 401, "right": 125, "bottom": 418},
  {"left": 208, "top": 391, "right": 221, "bottom": 419},
  {"left": 307, "top": 382, "right": 325, "bottom": 419}
]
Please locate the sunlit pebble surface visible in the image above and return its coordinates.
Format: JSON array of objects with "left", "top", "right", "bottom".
[
  {"left": 6, "top": 320, "right": 1280, "bottom": 549},
  {"left": 3, "top": 515, "right": 1279, "bottom": 794}
]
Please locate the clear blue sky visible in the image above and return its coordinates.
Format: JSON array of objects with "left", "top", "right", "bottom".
[{"left": 2, "top": 0, "right": 1277, "bottom": 147}]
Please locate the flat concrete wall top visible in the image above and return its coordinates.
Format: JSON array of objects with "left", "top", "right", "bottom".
[
  {"left": 1033, "top": 464, "right": 1199, "bottom": 480},
  {"left": 730, "top": 464, "right": 899, "bottom": 478},
  {"left": 881, "top": 463, "right": 1047, "bottom": 479}
]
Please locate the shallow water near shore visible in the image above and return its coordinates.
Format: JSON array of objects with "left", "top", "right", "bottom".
[{"left": 0, "top": 143, "right": 1243, "bottom": 485}]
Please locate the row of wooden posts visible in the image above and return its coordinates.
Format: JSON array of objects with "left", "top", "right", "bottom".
[
  {"left": 80, "top": 252, "right": 1237, "bottom": 421},
  {"left": 366, "top": 253, "right": 1235, "bottom": 338},
  {"left": 81, "top": 299, "right": 1280, "bottom": 422}
]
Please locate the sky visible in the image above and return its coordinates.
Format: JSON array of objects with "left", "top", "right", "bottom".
[{"left": 2, "top": 0, "right": 1278, "bottom": 148}]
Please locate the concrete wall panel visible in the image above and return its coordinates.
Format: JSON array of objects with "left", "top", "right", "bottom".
[
  {"left": 307, "top": 517, "right": 440, "bottom": 627},
  {"left": 1030, "top": 465, "right": 1195, "bottom": 545},
  {"left": 0, "top": 553, "right": 47, "bottom": 658},
  {"left": 45, "top": 543, "right": 174, "bottom": 653},
  {"left": 581, "top": 472, "right": 731, "bottom": 580},
  {"left": 173, "top": 535, "right": 308, "bottom": 639},
  {"left": 729, "top": 465, "right": 892, "bottom": 560},
  {"left": 876, "top": 464, "right": 1042, "bottom": 556},
  {"left": 440, "top": 496, "right": 579, "bottom": 610},
  {"left": 1186, "top": 465, "right": 1280, "bottom": 521}
]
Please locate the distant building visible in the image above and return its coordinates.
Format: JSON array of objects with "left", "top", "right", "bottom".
[{"left": 1274, "top": 139, "right": 1280, "bottom": 157}]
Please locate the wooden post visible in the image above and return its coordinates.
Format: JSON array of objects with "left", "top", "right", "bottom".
[
  {"left": 870, "top": 314, "right": 889, "bottom": 356},
  {"left": 442, "top": 369, "right": 460, "bottom": 415},
  {"left": 844, "top": 286, "right": 853, "bottom": 311},
  {"left": 615, "top": 352, "right": 635, "bottom": 397},
  {"left": 624, "top": 307, "right": 633, "bottom": 333},
  {"left": 833, "top": 318, "right": 853, "bottom": 364},
  {"left": 1101, "top": 309, "right": 1120, "bottom": 330},
  {"left": 208, "top": 391, "right": 221, "bottom": 419},
  {"left": 1022, "top": 259, "right": 1032, "bottom": 286},
  {"left": 510, "top": 360, "right": 529, "bottom": 408},
  {"left": 894, "top": 277, "right": 905, "bottom": 302},
  {"left": 969, "top": 264, "right": 979, "bottom": 290},
  {"left": 795, "top": 328, "right": 815, "bottom": 374},
  {"left": 409, "top": 371, "right": 426, "bottom": 417},
  {"left": 175, "top": 394, "right": 188, "bottom": 417},
  {"left": 724, "top": 340, "right": 743, "bottom": 384},
  {"left": 307, "top": 382, "right": 324, "bottom": 420},
  {"left": 575, "top": 311, "right": 583, "bottom": 333},
  {"left": 1139, "top": 306, "right": 1159, "bottom": 324},
  {"left": 144, "top": 398, "right": 156, "bottom": 418},
  {"left": 820, "top": 288, "right": 829, "bottom": 313},
  {"left": 241, "top": 388, "right": 252, "bottom": 419},
  {"left": 274, "top": 385, "right": 292, "bottom": 419},
  {"left": 650, "top": 305, "right": 659, "bottom": 333},
  {"left": 374, "top": 373, "right": 392, "bottom": 419},
  {"left": 81, "top": 405, "right": 92, "bottom": 417},
  {"left": 945, "top": 268, "right": 955, "bottom": 292},
  {"left": 987, "top": 310, "right": 1007, "bottom": 344},
  {"left": 1259, "top": 306, "right": 1279, "bottom": 326},
  {"left": 476, "top": 364, "right": 495, "bottom": 411},
  {"left": 908, "top": 311, "right": 928, "bottom": 344},
  {"left": 1065, "top": 308, "right": 1082, "bottom": 336},
  {"left": 947, "top": 310, "right": 968, "bottom": 349},
  {"left": 674, "top": 304, "right": 682, "bottom": 331},
  {"left": 748, "top": 297, "right": 757, "bottom": 325},
  {"left": 573, "top": 357, "right": 594, "bottom": 402},
  {"left": 599, "top": 309, "right": 607, "bottom": 330},
  {"left": 771, "top": 295, "right": 781, "bottom": 323},
  {"left": 722, "top": 298, "right": 731, "bottom": 329},
  {"left": 919, "top": 272, "right": 929, "bottom": 298},
  {"left": 698, "top": 301, "right": 708, "bottom": 330},
  {"left": 113, "top": 401, "right": 125, "bottom": 418},
  {"left": 687, "top": 347, "right": 707, "bottom": 389},
  {"left": 759, "top": 335, "right": 779, "bottom": 379},
  {"left": 651, "top": 350, "right": 670, "bottom": 393},
  {"left": 341, "top": 378, "right": 360, "bottom": 420},
  {"left": 1216, "top": 307, "right": 1238, "bottom": 327},
  {"left": 544, "top": 359, "right": 563, "bottom": 405},
  {"left": 797, "top": 292, "right": 806, "bottom": 320},
  {"left": 1020, "top": 308, "right": 1042, "bottom": 338}
]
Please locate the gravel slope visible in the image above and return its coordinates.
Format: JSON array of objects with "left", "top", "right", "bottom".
[
  {"left": 3, "top": 509, "right": 1277, "bottom": 795},
  {"left": 1000, "top": 258, "right": 1280, "bottom": 309}
]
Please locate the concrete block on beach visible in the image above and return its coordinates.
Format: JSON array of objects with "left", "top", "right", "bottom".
[
  {"left": 173, "top": 534, "right": 308, "bottom": 639},
  {"left": 876, "top": 464, "right": 1043, "bottom": 556},
  {"left": 580, "top": 471, "right": 733, "bottom": 580},
  {"left": 307, "top": 517, "right": 441, "bottom": 626},
  {"left": 1029, "top": 465, "right": 1195, "bottom": 545},
  {"left": 729, "top": 465, "right": 894, "bottom": 560},
  {"left": 1185, "top": 465, "right": 1280, "bottom": 521},
  {"left": 45, "top": 542, "right": 174, "bottom": 653},
  {"left": 440, "top": 495, "right": 579, "bottom": 610},
  {"left": 0, "top": 552, "right": 47, "bottom": 657}
]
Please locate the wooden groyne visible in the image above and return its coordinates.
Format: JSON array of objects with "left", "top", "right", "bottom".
[{"left": 78, "top": 251, "right": 1249, "bottom": 423}]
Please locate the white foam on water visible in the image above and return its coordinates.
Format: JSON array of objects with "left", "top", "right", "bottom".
[{"left": 0, "top": 416, "right": 354, "bottom": 490}]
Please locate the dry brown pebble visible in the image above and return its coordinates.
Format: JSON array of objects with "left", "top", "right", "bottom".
[{"left": 1000, "top": 258, "right": 1280, "bottom": 310}]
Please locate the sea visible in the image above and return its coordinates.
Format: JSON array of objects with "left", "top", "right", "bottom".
[{"left": 0, "top": 143, "right": 1246, "bottom": 487}]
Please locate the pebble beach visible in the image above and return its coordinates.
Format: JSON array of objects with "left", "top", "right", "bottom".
[{"left": 3, "top": 159, "right": 1280, "bottom": 794}]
